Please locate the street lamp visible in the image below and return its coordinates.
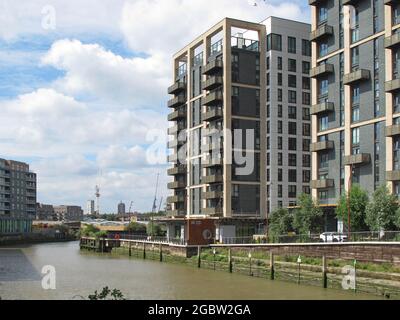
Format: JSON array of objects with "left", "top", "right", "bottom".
[
  {"left": 297, "top": 255, "right": 302, "bottom": 284},
  {"left": 213, "top": 248, "right": 216, "bottom": 270},
  {"left": 346, "top": 164, "right": 354, "bottom": 241},
  {"left": 248, "top": 252, "right": 252, "bottom": 276}
]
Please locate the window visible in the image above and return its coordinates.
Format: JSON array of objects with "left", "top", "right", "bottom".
[
  {"left": 288, "top": 106, "right": 297, "bottom": 119},
  {"left": 302, "top": 108, "right": 310, "bottom": 121},
  {"left": 278, "top": 89, "right": 282, "bottom": 102},
  {"left": 319, "top": 115, "right": 328, "bottom": 131},
  {"left": 277, "top": 57, "right": 282, "bottom": 70},
  {"left": 319, "top": 42, "right": 328, "bottom": 57},
  {"left": 267, "top": 33, "right": 282, "bottom": 51},
  {"left": 289, "top": 170, "right": 297, "bottom": 183},
  {"left": 303, "top": 139, "right": 310, "bottom": 152},
  {"left": 303, "top": 123, "right": 311, "bottom": 136},
  {"left": 303, "top": 170, "right": 311, "bottom": 183},
  {"left": 303, "top": 154, "right": 311, "bottom": 167},
  {"left": 278, "top": 105, "right": 283, "bottom": 118},
  {"left": 288, "top": 122, "right": 297, "bottom": 135},
  {"left": 278, "top": 136, "right": 283, "bottom": 150},
  {"left": 302, "top": 39, "right": 311, "bottom": 56},
  {"left": 288, "top": 90, "right": 297, "bottom": 103},
  {"left": 302, "top": 77, "right": 310, "bottom": 90},
  {"left": 288, "top": 59, "right": 297, "bottom": 72},
  {"left": 302, "top": 61, "right": 310, "bottom": 74},
  {"left": 318, "top": 6, "right": 328, "bottom": 24},
  {"left": 302, "top": 92, "right": 311, "bottom": 105},
  {"left": 352, "top": 127, "right": 360, "bottom": 146},
  {"left": 288, "top": 154, "right": 297, "bottom": 167},
  {"left": 278, "top": 153, "right": 283, "bottom": 166},
  {"left": 278, "top": 120, "right": 283, "bottom": 134},
  {"left": 288, "top": 75, "right": 297, "bottom": 88},
  {"left": 278, "top": 73, "right": 282, "bottom": 86},
  {"left": 288, "top": 36, "right": 296, "bottom": 54},
  {"left": 288, "top": 138, "right": 297, "bottom": 151},
  {"left": 278, "top": 185, "right": 283, "bottom": 198},
  {"left": 278, "top": 169, "right": 283, "bottom": 182},
  {"left": 319, "top": 79, "right": 329, "bottom": 96},
  {"left": 288, "top": 185, "right": 297, "bottom": 198}
]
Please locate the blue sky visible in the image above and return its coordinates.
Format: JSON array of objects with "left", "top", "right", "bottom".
[{"left": 0, "top": 0, "right": 309, "bottom": 213}]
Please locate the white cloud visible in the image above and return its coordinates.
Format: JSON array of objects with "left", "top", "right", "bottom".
[
  {"left": 97, "top": 145, "right": 149, "bottom": 169},
  {"left": 120, "top": 0, "right": 307, "bottom": 55}
]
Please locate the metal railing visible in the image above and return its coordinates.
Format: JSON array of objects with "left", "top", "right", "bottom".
[
  {"left": 113, "top": 234, "right": 187, "bottom": 246},
  {"left": 217, "top": 231, "right": 400, "bottom": 245}
]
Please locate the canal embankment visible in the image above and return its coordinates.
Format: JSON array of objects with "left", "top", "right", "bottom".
[{"left": 80, "top": 237, "right": 400, "bottom": 299}]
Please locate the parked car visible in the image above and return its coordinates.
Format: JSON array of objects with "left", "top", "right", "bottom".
[{"left": 319, "top": 232, "right": 347, "bottom": 243}]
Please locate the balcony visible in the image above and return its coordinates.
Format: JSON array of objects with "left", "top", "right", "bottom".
[
  {"left": 387, "top": 171, "right": 400, "bottom": 181},
  {"left": 384, "top": 0, "right": 397, "bottom": 5},
  {"left": 168, "top": 181, "right": 186, "bottom": 189},
  {"left": 310, "top": 63, "right": 334, "bottom": 79},
  {"left": 311, "top": 179, "right": 334, "bottom": 189},
  {"left": 168, "top": 109, "right": 187, "bottom": 121},
  {"left": 203, "top": 174, "right": 223, "bottom": 184},
  {"left": 203, "top": 108, "right": 223, "bottom": 122},
  {"left": 310, "top": 24, "right": 334, "bottom": 42},
  {"left": 168, "top": 123, "right": 186, "bottom": 135},
  {"left": 167, "top": 153, "right": 178, "bottom": 163},
  {"left": 203, "top": 59, "right": 223, "bottom": 75},
  {"left": 203, "top": 142, "right": 223, "bottom": 152},
  {"left": 344, "top": 153, "right": 371, "bottom": 166},
  {"left": 167, "top": 165, "right": 187, "bottom": 176},
  {"left": 311, "top": 101, "right": 334, "bottom": 115},
  {"left": 168, "top": 139, "right": 184, "bottom": 149},
  {"left": 343, "top": 0, "right": 360, "bottom": 5},
  {"left": 386, "top": 124, "right": 400, "bottom": 137},
  {"left": 203, "top": 158, "right": 223, "bottom": 168},
  {"left": 168, "top": 81, "right": 186, "bottom": 95},
  {"left": 168, "top": 95, "right": 186, "bottom": 108},
  {"left": 167, "top": 209, "right": 186, "bottom": 217},
  {"left": 311, "top": 140, "right": 334, "bottom": 152},
  {"left": 309, "top": 0, "right": 327, "bottom": 5},
  {"left": 202, "top": 207, "right": 223, "bottom": 215},
  {"left": 203, "top": 191, "right": 223, "bottom": 199},
  {"left": 343, "top": 69, "right": 370, "bottom": 85},
  {"left": 202, "top": 76, "right": 223, "bottom": 91},
  {"left": 385, "top": 33, "right": 400, "bottom": 49},
  {"left": 167, "top": 195, "right": 186, "bottom": 204},
  {"left": 204, "top": 90, "right": 223, "bottom": 106},
  {"left": 385, "top": 78, "right": 400, "bottom": 93}
]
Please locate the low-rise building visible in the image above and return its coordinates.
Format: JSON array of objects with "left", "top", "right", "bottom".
[
  {"left": 53, "top": 205, "right": 83, "bottom": 222},
  {"left": 36, "top": 203, "right": 56, "bottom": 221}
]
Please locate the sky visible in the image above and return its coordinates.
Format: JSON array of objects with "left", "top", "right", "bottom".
[{"left": 0, "top": 0, "right": 310, "bottom": 213}]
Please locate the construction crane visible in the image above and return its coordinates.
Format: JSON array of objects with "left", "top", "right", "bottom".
[
  {"left": 150, "top": 173, "right": 160, "bottom": 237},
  {"left": 128, "top": 201, "right": 134, "bottom": 214},
  {"left": 95, "top": 185, "right": 100, "bottom": 217},
  {"left": 158, "top": 197, "right": 163, "bottom": 213}
]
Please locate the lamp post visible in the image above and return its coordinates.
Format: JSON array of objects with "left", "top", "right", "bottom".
[
  {"left": 297, "top": 255, "right": 302, "bottom": 284},
  {"left": 213, "top": 248, "right": 216, "bottom": 270},
  {"left": 248, "top": 252, "right": 252, "bottom": 276},
  {"left": 346, "top": 164, "right": 353, "bottom": 241}
]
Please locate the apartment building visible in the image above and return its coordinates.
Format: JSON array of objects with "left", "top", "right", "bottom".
[
  {"left": 36, "top": 203, "right": 56, "bottom": 221},
  {"left": 0, "top": 158, "right": 36, "bottom": 219},
  {"left": 309, "top": 0, "right": 400, "bottom": 227},
  {"left": 263, "top": 17, "right": 312, "bottom": 213},
  {"left": 166, "top": 18, "right": 267, "bottom": 243},
  {"left": 53, "top": 205, "right": 84, "bottom": 222}
]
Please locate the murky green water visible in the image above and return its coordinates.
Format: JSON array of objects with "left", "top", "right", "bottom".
[{"left": 0, "top": 241, "right": 378, "bottom": 300}]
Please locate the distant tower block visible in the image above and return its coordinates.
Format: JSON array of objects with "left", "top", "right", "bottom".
[{"left": 95, "top": 185, "right": 100, "bottom": 216}]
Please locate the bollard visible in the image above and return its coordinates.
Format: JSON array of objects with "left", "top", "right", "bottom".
[
  {"left": 159, "top": 244, "right": 163, "bottom": 262},
  {"left": 228, "top": 248, "right": 233, "bottom": 273},
  {"left": 143, "top": 243, "right": 146, "bottom": 259},
  {"left": 197, "top": 246, "right": 201, "bottom": 268},
  {"left": 129, "top": 242, "right": 132, "bottom": 257},
  {"left": 322, "top": 255, "right": 327, "bottom": 289},
  {"left": 270, "top": 252, "right": 275, "bottom": 280}
]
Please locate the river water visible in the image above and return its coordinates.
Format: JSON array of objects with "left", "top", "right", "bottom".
[{"left": 0, "top": 241, "right": 378, "bottom": 300}]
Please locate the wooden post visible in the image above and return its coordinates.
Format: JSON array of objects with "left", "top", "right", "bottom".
[
  {"left": 322, "top": 255, "right": 327, "bottom": 289},
  {"left": 197, "top": 246, "right": 201, "bottom": 268},
  {"left": 159, "top": 244, "right": 163, "bottom": 262},
  {"left": 228, "top": 248, "right": 233, "bottom": 273},
  {"left": 143, "top": 243, "right": 146, "bottom": 259},
  {"left": 270, "top": 251, "right": 275, "bottom": 280},
  {"left": 129, "top": 241, "right": 132, "bottom": 257}
]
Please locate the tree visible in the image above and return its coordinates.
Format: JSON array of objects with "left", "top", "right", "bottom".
[
  {"left": 293, "top": 193, "right": 323, "bottom": 234},
  {"left": 147, "top": 223, "right": 166, "bottom": 236},
  {"left": 336, "top": 184, "right": 369, "bottom": 232},
  {"left": 366, "top": 185, "right": 399, "bottom": 231},
  {"left": 268, "top": 208, "right": 293, "bottom": 237},
  {"left": 81, "top": 224, "right": 100, "bottom": 237},
  {"left": 125, "top": 222, "right": 147, "bottom": 234},
  {"left": 88, "top": 287, "right": 125, "bottom": 300}
]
